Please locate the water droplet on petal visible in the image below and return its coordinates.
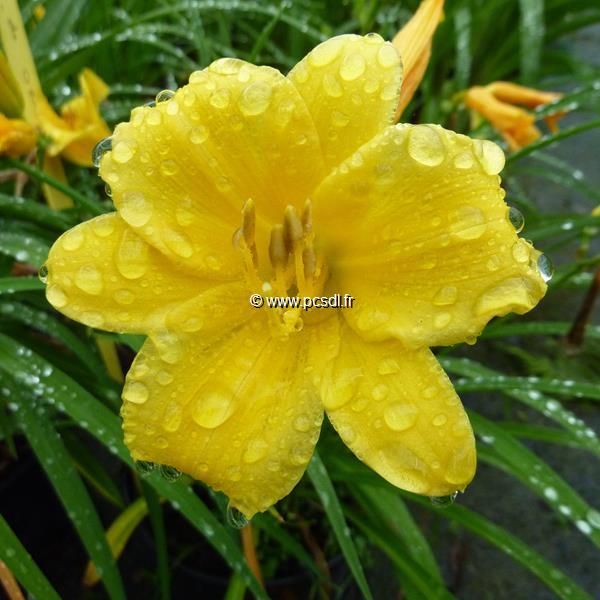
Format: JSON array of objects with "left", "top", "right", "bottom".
[
  {"left": 92, "top": 136, "right": 112, "bottom": 167},
  {"left": 226, "top": 504, "right": 249, "bottom": 529},
  {"left": 135, "top": 460, "right": 156, "bottom": 475},
  {"left": 47, "top": 284, "right": 67, "bottom": 307},
  {"left": 429, "top": 492, "right": 458, "bottom": 507},
  {"left": 408, "top": 126, "right": 445, "bottom": 167},
  {"left": 512, "top": 239, "right": 530, "bottom": 263},
  {"left": 339, "top": 52, "right": 366, "bottom": 81},
  {"left": 243, "top": 438, "right": 268, "bottom": 463},
  {"left": 75, "top": 264, "right": 103, "bottom": 295},
  {"left": 537, "top": 254, "right": 554, "bottom": 282},
  {"left": 508, "top": 206, "right": 525, "bottom": 232},
  {"left": 156, "top": 89, "right": 175, "bottom": 103},
  {"left": 450, "top": 205, "right": 486, "bottom": 240},
  {"left": 123, "top": 380, "right": 149, "bottom": 404},
  {"left": 61, "top": 228, "right": 84, "bottom": 251},
  {"left": 432, "top": 414, "right": 448, "bottom": 426},
  {"left": 162, "top": 401, "right": 182, "bottom": 432},
  {"left": 239, "top": 82, "right": 272, "bottom": 116},
  {"left": 377, "top": 44, "right": 399, "bottom": 68},
  {"left": 112, "top": 140, "right": 134, "bottom": 164},
  {"left": 473, "top": 139, "right": 505, "bottom": 175},
  {"left": 323, "top": 74, "right": 343, "bottom": 97},
  {"left": 384, "top": 403, "right": 418, "bottom": 431},
  {"left": 193, "top": 392, "right": 233, "bottom": 428},
  {"left": 159, "top": 464, "right": 181, "bottom": 482},
  {"left": 189, "top": 125, "right": 209, "bottom": 144},
  {"left": 433, "top": 285, "right": 458, "bottom": 306},
  {"left": 210, "top": 88, "right": 231, "bottom": 109},
  {"left": 310, "top": 37, "right": 344, "bottom": 67}
]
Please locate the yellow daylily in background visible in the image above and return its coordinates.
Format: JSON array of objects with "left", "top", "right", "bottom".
[
  {"left": 44, "top": 31, "right": 548, "bottom": 518},
  {"left": 392, "top": 0, "right": 444, "bottom": 120},
  {"left": 465, "top": 81, "right": 564, "bottom": 150},
  {"left": 38, "top": 68, "right": 111, "bottom": 166},
  {"left": 0, "top": 114, "right": 37, "bottom": 157}
]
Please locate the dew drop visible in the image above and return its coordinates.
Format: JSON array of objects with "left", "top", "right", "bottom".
[
  {"left": 193, "top": 392, "right": 233, "bottom": 428},
  {"left": 189, "top": 125, "right": 209, "bottom": 144},
  {"left": 156, "top": 89, "right": 175, "bottom": 103},
  {"left": 159, "top": 464, "right": 181, "bottom": 482},
  {"left": 135, "top": 460, "right": 156, "bottom": 475},
  {"left": 323, "top": 74, "right": 343, "bottom": 97},
  {"left": 123, "top": 380, "right": 149, "bottom": 404},
  {"left": 239, "top": 82, "right": 272, "bottom": 116},
  {"left": 433, "top": 285, "right": 458, "bottom": 306},
  {"left": 163, "top": 401, "right": 182, "bottom": 432},
  {"left": 120, "top": 191, "right": 152, "bottom": 227},
  {"left": 450, "top": 205, "right": 486, "bottom": 240},
  {"left": 383, "top": 403, "right": 418, "bottom": 431},
  {"left": 332, "top": 110, "right": 350, "bottom": 128},
  {"left": 473, "top": 139, "right": 505, "bottom": 175},
  {"left": 293, "top": 415, "right": 311, "bottom": 432},
  {"left": 243, "top": 438, "right": 268, "bottom": 463},
  {"left": 511, "top": 239, "right": 530, "bottom": 263},
  {"left": 75, "top": 264, "right": 103, "bottom": 295},
  {"left": 429, "top": 492, "right": 458, "bottom": 507},
  {"left": 432, "top": 414, "right": 448, "bottom": 426},
  {"left": 408, "top": 126, "right": 445, "bottom": 167},
  {"left": 38, "top": 264, "right": 48, "bottom": 283},
  {"left": 508, "top": 206, "right": 525, "bottom": 233},
  {"left": 310, "top": 37, "right": 344, "bottom": 67},
  {"left": 537, "top": 254, "right": 554, "bottom": 283},
  {"left": 160, "top": 160, "right": 179, "bottom": 176},
  {"left": 61, "top": 228, "right": 84, "bottom": 251},
  {"left": 146, "top": 109, "right": 161, "bottom": 125},
  {"left": 434, "top": 313, "right": 452, "bottom": 329},
  {"left": 112, "top": 140, "right": 134, "bottom": 164},
  {"left": 454, "top": 151, "right": 474, "bottom": 169},
  {"left": 226, "top": 504, "right": 249, "bottom": 529},
  {"left": 47, "top": 284, "right": 67, "bottom": 307},
  {"left": 339, "top": 52, "right": 366, "bottom": 81},
  {"left": 210, "top": 88, "right": 231, "bottom": 109},
  {"left": 114, "top": 289, "right": 135, "bottom": 305},
  {"left": 377, "top": 44, "right": 399, "bottom": 68},
  {"left": 92, "top": 136, "right": 112, "bottom": 167}
]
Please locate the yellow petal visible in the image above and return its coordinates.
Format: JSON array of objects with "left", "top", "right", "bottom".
[
  {"left": 0, "top": 114, "right": 37, "bottom": 157},
  {"left": 288, "top": 34, "right": 402, "bottom": 170},
  {"left": 392, "top": 0, "right": 444, "bottom": 120},
  {"left": 313, "top": 123, "right": 547, "bottom": 348},
  {"left": 39, "top": 69, "right": 111, "bottom": 166},
  {"left": 99, "top": 59, "right": 325, "bottom": 276},
  {"left": 322, "top": 322, "right": 475, "bottom": 496},
  {"left": 486, "top": 81, "right": 561, "bottom": 108},
  {"left": 122, "top": 316, "right": 339, "bottom": 518},
  {"left": 45, "top": 213, "right": 211, "bottom": 333}
]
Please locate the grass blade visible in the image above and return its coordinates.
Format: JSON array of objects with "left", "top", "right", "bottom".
[
  {"left": 0, "top": 514, "right": 61, "bottom": 600},
  {"left": 307, "top": 450, "right": 373, "bottom": 600}
]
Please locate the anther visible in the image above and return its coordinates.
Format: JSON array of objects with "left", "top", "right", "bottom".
[
  {"left": 242, "top": 198, "right": 256, "bottom": 247},
  {"left": 302, "top": 199, "right": 313, "bottom": 236},
  {"left": 269, "top": 224, "right": 287, "bottom": 268},
  {"left": 284, "top": 205, "right": 303, "bottom": 248}
]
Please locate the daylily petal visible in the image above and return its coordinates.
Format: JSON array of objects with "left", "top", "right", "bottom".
[
  {"left": 99, "top": 59, "right": 325, "bottom": 277},
  {"left": 288, "top": 34, "right": 402, "bottom": 170},
  {"left": 122, "top": 316, "right": 339, "bottom": 518},
  {"left": 392, "top": 0, "right": 444, "bottom": 120},
  {"left": 322, "top": 322, "right": 475, "bottom": 496},
  {"left": 313, "top": 123, "right": 547, "bottom": 348},
  {"left": 38, "top": 69, "right": 110, "bottom": 166},
  {"left": 0, "top": 114, "right": 37, "bottom": 157},
  {"left": 44, "top": 213, "right": 211, "bottom": 333}
]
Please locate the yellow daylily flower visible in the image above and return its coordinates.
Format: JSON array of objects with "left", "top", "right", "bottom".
[
  {"left": 38, "top": 68, "right": 111, "bottom": 166},
  {"left": 0, "top": 114, "right": 37, "bottom": 157},
  {"left": 464, "top": 81, "right": 564, "bottom": 150},
  {"left": 392, "top": 0, "right": 444, "bottom": 120},
  {"left": 43, "top": 34, "right": 548, "bottom": 518}
]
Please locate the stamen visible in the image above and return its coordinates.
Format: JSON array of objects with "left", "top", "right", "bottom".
[
  {"left": 269, "top": 224, "right": 287, "bottom": 269},
  {"left": 284, "top": 205, "right": 303, "bottom": 248},
  {"left": 301, "top": 199, "right": 313, "bottom": 236}
]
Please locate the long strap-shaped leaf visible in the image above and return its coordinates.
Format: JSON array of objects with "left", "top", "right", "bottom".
[
  {"left": 0, "top": 333, "right": 268, "bottom": 600},
  {"left": 0, "top": 513, "right": 61, "bottom": 600},
  {"left": 307, "top": 451, "right": 373, "bottom": 600},
  {"left": 9, "top": 381, "right": 126, "bottom": 600}
]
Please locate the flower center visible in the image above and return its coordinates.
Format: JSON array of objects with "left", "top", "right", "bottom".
[{"left": 234, "top": 198, "right": 328, "bottom": 335}]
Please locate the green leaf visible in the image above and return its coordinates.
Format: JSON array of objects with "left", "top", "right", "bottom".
[
  {"left": 9, "top": 381, "right": 126, "bottom": 600},
  {"left": 0, "top": 276, "right": 45, "bottom": 295},
  {"left": 307, "top": 450, "right": 373, "bottom": 600},
  {"left": 0, "top": 193, "right": 75, "bottom": 231},
  {"left": 518, "top": 0, "right": 545, "bottom": 81},
  {"left": 0, "top": 513, "right": 62, "bottom": 600}
]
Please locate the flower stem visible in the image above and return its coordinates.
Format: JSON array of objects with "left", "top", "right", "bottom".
[
  {"left": 566, "top": 264, "right": 600, "bottom": 349},
  {"left": 0, "top": 560, "right": 25, "bottom": 600},
  {"left": 241, "top": 524, "right": 264, "bottom": 588}
]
